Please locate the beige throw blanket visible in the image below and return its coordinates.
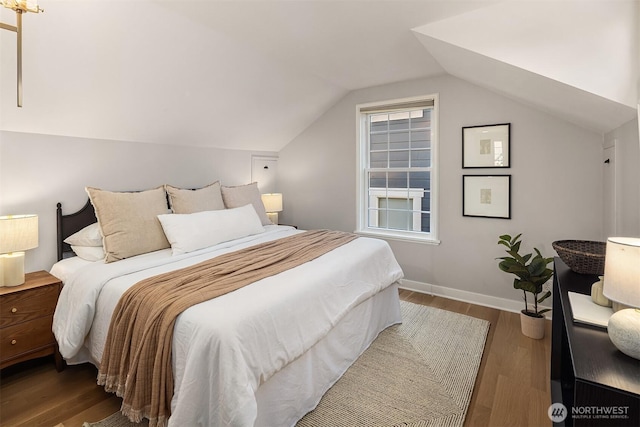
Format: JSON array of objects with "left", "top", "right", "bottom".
[{"left": 97, "top": 230, "right": 357, "bottom": 427}]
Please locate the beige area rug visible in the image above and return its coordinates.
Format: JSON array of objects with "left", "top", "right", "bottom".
[{"left": 84, "top": 301, "right": 489, "bottom": 427}]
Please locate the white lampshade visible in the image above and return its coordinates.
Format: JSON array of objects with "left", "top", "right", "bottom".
[
  {"left": 0, "top": 214, "right": 38, "bottom": 253},
  {"left": 0, "top": 214, "right": 38, "bottom": 287},
  {"left": 602, "top": 237, "right": 640, "bottom": 360},
  {"left": 261, "top": 193, "right": 283, "bottom": 225},
  {"left": 261, "top": 193, "right": 283, "bottom": 213},
  {"left": 603, "top": 237, "right": 640, "bottom": 308}
]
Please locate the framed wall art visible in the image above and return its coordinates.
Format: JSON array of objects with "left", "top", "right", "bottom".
[
  {"left": 463, "top": 175, "right": 511, "bottom": 219},
  {"left": 462, "top": 123, "right": 510, "bottom": 168}
]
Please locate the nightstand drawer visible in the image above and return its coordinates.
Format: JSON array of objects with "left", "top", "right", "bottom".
[
  {"left": 0, "top": 316, "right": 55, "bottom": 361},
  {"left": 0, "top": 284, "right": 59, "bottom": 328}
]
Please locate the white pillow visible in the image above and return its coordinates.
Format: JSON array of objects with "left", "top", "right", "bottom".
[
  {"left": 71, "top": 245, "right": 105, "bottom": 262},
  {"left": 157, "top": 204, "right": 265, "bottom": 255},
  {"left": 64, "top": 223, "right": 103, "bottom": 247}
]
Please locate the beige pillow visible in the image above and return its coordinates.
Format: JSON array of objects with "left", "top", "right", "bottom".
[
  {"left": 166, "top": 182, "right": 225, "bottom": 214},
  {"left": 221, "top": 182, "right": 271, "bottom": 225},
  {"left": 86, "top": 186, "right": 170, "bottom": 263}
]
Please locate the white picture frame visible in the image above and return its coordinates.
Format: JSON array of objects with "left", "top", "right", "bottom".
[{"left": 463, "top": 175, "right": 511, "bottom": 219}]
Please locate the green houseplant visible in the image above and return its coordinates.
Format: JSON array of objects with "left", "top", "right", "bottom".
[{"left": 497, "top": 234, "right": 553, "bottom": 338}]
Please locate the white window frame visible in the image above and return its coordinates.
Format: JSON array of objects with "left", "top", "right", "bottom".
[
  {"left": 368, "top": 188, "right": 424, "bottom": 231},
  {"left": 355, "top": 94, "right": 439, "bottom": 244}
]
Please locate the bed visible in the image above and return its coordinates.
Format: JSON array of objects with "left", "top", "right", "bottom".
[{"left": 51, "top": 183, "right": 404, "bottom": 427}]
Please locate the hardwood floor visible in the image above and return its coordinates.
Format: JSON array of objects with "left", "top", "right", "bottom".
[
  {"left": 398, "top": 290, "right": 552, "bottom": 427},
  {"left": 0, "top": 290, "right": 551, "bottom": 427}
]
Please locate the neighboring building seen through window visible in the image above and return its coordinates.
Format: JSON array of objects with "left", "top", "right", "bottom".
[{"left": 357, "top": 95, "right": 438, "bottom": 243}]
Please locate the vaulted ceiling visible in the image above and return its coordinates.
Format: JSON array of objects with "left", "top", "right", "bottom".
[{"left": 0, "top": 0, "right": 637, "bottom": 151}]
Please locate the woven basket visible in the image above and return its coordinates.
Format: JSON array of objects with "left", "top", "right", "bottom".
[{"left": 552, "top": 240, "right": 606, "bottom": 275}]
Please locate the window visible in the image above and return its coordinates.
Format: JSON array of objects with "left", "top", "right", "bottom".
[{"left": 356, "top": 95, "right": 438, "bottom": 243}]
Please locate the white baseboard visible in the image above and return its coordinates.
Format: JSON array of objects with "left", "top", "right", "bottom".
[{"left": 399, "top": 279, "right": 548, "bottom": 315}]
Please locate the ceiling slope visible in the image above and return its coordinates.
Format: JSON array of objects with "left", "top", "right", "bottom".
[
  {"left": 413, "top": 0, "right": 639, "bottom": 134},
  {"left": 1, "top": 0, "right": 495, "bottom": 151},
  {"left": 0, "top": 1, "right": 347, "bottom": 151},
  {"left": 1, "top": 1, "right": 637, "bottom": 150}
]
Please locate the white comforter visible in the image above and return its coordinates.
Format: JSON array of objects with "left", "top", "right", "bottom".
[{"left": 52, "top": 226, "right": 403, "bottom": 426}]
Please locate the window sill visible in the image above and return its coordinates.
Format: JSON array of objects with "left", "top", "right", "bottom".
[{"left": 354, "top": 229, "right": 441, "bottom": 245}]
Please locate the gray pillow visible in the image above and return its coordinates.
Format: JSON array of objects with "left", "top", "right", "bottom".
[{"left": 221, "top": 182, "right": 271, "bottom": 226}]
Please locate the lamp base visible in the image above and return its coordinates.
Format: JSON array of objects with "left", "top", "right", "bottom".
[
  {"left": 266, "top": 212, "right": 279, "bottom": 225},
  {"left": 607, "top": 308, "right": 640, "bottom": 360},
  {"left": 0, "top": 252, "right": 26, "bottom": 287}
]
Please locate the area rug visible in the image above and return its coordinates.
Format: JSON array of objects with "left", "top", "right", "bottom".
[{"left": 84, "top": 301, "right": 489, "bottom": 427}]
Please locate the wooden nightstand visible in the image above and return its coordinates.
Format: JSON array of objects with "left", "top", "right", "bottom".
[{"left": 0, "top": 271, "right": 64, "bottom": 371}]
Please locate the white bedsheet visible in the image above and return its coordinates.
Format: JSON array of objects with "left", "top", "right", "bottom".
[{"left": 52, "top": 226, "right": 403, "bottom": 426}]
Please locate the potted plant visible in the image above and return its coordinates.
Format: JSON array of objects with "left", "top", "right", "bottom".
[{"left": 497, "top": 233, "right": 553, "bottom": 339}]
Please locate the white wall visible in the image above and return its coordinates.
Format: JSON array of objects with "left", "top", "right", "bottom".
[
  {"left": 278, "top": 74, "right": 604, "bottom": 305},
  {"left": 0, "top": 131, "right": 275, "bottom": 272},
  {"left": 604, "top": 118, "right": 640, "bottom": 237}
]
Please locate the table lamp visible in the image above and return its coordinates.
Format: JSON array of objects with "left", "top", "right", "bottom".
[
  {"left": 0, "top": 214, "right": 38, "bottom": 287},
  {"left": 602, "top": 237, "right": 640, "bottom": 360},
  {"left": 261, "top": 193, "right": 283, "bottom": 225}
]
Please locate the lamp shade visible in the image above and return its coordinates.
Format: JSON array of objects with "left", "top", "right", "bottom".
[
  {"left": 602, "top": 237, "right": 640, "bottom": 360},
  {"left": 603, "top": 237, "right": 640, "bottom": 308},
  {"left": 261, "top": 193, "right": 283, "bottom": 213},
  {"left": 0, "top": 214, "right": 38, "bottom": 254}
]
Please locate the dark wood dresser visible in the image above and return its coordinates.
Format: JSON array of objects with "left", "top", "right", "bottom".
[
  {"left": 0, "top": 271, "right": 64, "bottom": 371},
  {"left": 551, "top": 258, "right": 640, "bottom": 426}
]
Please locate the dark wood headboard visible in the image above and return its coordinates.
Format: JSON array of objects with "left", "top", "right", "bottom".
[{"left": 56, "top": 200, "right": 97, "bottom": 261}]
